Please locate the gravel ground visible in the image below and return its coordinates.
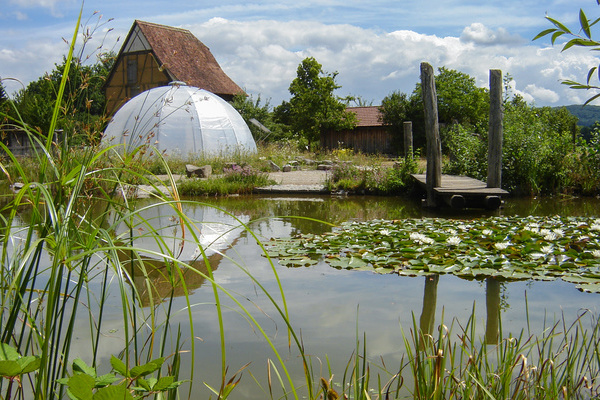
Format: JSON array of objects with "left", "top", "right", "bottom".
[{"left": 258, "top": 169, "right": 330, "bottom": 193}]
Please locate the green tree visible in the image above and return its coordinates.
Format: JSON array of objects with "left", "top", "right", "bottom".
[
  {"left": 230, "top": 93, "right": 290, "bottom": 143},
  {"left": 274, "top": 57, "right": 356, "bottom": 149},
  {"left": 380, "top": 90, "right": 410, "bottom": 153},
  {"left": 14, "top": 52, "right": 114, "bottom": 144}
]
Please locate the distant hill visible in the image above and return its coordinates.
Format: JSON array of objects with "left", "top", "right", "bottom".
[{"left": 561, "top": 105, "right": 600, "bottom": 127}]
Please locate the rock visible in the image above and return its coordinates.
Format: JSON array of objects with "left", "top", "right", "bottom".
[
  {"left": 321, "top": 159, "right": 334, "bottom": 165},
  {"left": 317, "top": 164, "right": 333, "bottom": 171},
  {"left": 282, "top": 164, "right": 293, "bottom": 172},
  {"left": 269, "top": 160, "right": 281, "bottom": 172},
  {"left": 186, "top": 164, "right": 212, "bottom": 178},
  {"left": 224, "top": 162, "right": 238, "bottom": 170}
]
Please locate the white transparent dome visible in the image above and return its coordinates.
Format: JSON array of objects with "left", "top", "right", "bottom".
[{"left": 103, "top": 83, "right": 257, "bottom": 156}]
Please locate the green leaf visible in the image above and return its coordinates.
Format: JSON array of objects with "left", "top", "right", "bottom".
[
  {"left": 0, "top": 360, "right": 23, "bottom": 377},
  {"left": 72, "top": 358, "right": 97, "bottom": 378},
  {"left": 92, "top": 384, "right": 133, "bottom": 400},
  {"left": 533, "top": 28, "right": 557, "bottom": 41},
  {"left": 546, "top": 16, "right": 572, "bottom": 35},
  {"left": 153, "top": 376, "right": 175, "bottom": 391},
  {"left": 136, "top": 377, "right": 153, "bottom": 391},
  {"left": 580, "top": 9, "right": 592, "bottom": 39},
  {"left": 17, "top": 356, "right": 41, "bottom": 374},
  {"left": 0, "top": 344, "right": 20, "bottom": 361},
  {"left": 129, "top": 357, "right": 164, "bottom": 379},
  {"left": 110, "top": 356, "right": 128, "bottom": 377},
  {"left": 95, "top": 374, "right": 119, "bottom": 388},
  {"left": 67, "top": 373, "right": 96, "bottom": 400}
]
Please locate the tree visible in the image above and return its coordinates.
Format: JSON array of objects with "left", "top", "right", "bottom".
[
  {"left": 14, "top": 52, "right": 114, "bottom": 143},
  {"left": 534, "top": 4, "right": 600, "bottom": 105},
  {"left": 274, "top": 57, "right": 356, "bottom": 149},
  {"left": 380, "top": 90, "right": 410, "bottom": 153},
  {"left": 230, "top": 93, "right": 290, "bottom": 143}
]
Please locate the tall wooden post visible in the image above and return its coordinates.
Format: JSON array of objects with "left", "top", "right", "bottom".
[
  {"left": 403, "top": 121, "right": 413, "bottom": 159},
  {"left": 421, "top": 62, "right": 442, "bottom": 207},
  {"left": 487, "top": 69, "right": 503, "bottom": 188}
]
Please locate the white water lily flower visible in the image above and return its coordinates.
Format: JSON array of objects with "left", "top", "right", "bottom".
[
  {"left": 591, "top": 224, "right": 600, "bottom": 231},
  {"left": 544, "top": 232, "right": 559, "bottom": 241},
  {"left": 379, "top": 229, "right": 390, "bottom": 236},
  {"left": 494, "top": 242, "right": 510, "bottom": 251},
  {"left": 552, "top": 228, "right": 564, "bottom": 238},
  {"left": 592, "top": 250, "right": 600, "bottom": 258},
  {"left": 446, "top": 236, "right": 461, "bottom": 246},
  {"left": 482, "top": 229, "right": 493, "bottom": 236},
  {"left": 410, "top": 232, "right": 434, "bottom": 245},
  {"left": 540, "top": 245, "right": 553, "bottom": 254},
  {"left": 446, "top": 229, "right": 457, "bottom": 236}
]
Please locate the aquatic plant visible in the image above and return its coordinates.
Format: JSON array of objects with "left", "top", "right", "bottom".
[{"left": 267, "top": 216, "right": 600, "bottom": 292}]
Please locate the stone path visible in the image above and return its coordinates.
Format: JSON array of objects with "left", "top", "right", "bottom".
[{"left": 257, "top": 170, "right": 330, "bottom": 193}]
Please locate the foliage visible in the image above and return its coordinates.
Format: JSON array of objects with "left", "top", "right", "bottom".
[
  {"left": 534, "top": 3, "right": 600, "bottom": 105},
  {"left": 380, "top": 90, "right": 411, "bottom": 153},
  {"left": 13, "top": 53, "right": 114, "bottom": 145},
  {"left": 400, "top": 309, "right": 600, "bottom": 399},
  {"left": 443, "top": 95, "right": 581, "bottom": 195},
  {"left": 325, "top": 158, "right": 418, "bottom": 195},
  {"left": 267, "top": 215, "right": 600, "bottom": 293},
  {"left": 273, "top": 57, "right": 356, "bottom": 150},
  {"left": 177, "top": 165, "right": 271, "bottom": 196},
  {"left": 57, "top": 356, "right": 185, "bottom": 399},
  {"left": 229, "top": 93, "right": 290, "bottom": 143}
]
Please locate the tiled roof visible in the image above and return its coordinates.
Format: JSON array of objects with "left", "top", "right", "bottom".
[
  {"left": 347, "top": 106, "right": 383, "bottom": 127},
  {"left": 135, "top": 20, "right": 244, "bottom": 96}
]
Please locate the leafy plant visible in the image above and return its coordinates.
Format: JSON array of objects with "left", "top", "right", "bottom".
[
  {"left": 57, "top": 356, "right": 184, "bottom": 400},
  {"left": 534, "top": 2, "right": 600, "bottom": 105}
]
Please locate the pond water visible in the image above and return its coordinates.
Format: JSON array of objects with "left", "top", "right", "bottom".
[{"left": 88, "top": 195, "right": 600, "bottom": 398}]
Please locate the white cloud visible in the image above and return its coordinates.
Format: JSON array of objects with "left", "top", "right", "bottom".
[
  {"left": 460, "top": 23, "right": 522, "bottom": 45},
  {"left": 524, "top": 84, "right": 560, "bottom": 104},
  {"left": 8, "top": 0, "right": 75, "bottom": 17}
]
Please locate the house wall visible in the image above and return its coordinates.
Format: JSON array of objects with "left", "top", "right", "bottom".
[
  {"left": 105, "top": 51, "right": 171, "bottom": 115},
  {"left": 321, "top": 127, "right": 395, "bottom": 155}
]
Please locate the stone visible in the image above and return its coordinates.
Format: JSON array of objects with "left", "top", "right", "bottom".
[
  {"left": 186, "top": 164, "right": 212, "bottom": 178},
  {"left": 282, "top": 164, "right": 293, "bottom": 172},
  {"left": 269, "top": 160, "right": 281, "bottom": 172},
  {"left": 317, "top": 164, "right": 333, "bottom": 171}
]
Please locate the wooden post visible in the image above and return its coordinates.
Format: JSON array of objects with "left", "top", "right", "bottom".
[
  {"left": 488, "top": 69, "right": 503, "bottom": 188},
  {"left": 420, "top": 62, "right": 442, "bottom": 207},
  {"left": 403, "top": 121, "right": 413, "bottom": 159}
]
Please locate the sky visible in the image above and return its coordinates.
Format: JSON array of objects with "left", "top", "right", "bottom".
[{"left": 1, "top": 0, "right": 599, "bottom": 107}]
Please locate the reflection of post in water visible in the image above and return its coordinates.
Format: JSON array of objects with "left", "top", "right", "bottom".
[
  {"left": 419, "top": 275, "right": 439, "bottom": 335},
  {"left": 485, "top": 277, "right": 501, "bottom": 344}
]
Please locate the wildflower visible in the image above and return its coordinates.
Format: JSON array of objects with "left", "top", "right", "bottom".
[
  {"left": 494, "top": 242, "right": 510, "bottom": 251},
  {"left": 446, "top": 236, "right": 461, "bottom": 246}
]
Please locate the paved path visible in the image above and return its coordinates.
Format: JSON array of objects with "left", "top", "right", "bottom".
[{"left": 256, "top": 170, "right": 330, "bottom": 193}]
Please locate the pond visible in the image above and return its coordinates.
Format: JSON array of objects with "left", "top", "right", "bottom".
[{"left": 76, "top": 194, "right": 600, "bottom": 398}]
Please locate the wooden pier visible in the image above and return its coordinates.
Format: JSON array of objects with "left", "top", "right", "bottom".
[
  {"left": 414, "top": 64, "right": 507, "bottom": 210},
  {"left": 412, "top": 174, "right": 508, "bottom": 209}
]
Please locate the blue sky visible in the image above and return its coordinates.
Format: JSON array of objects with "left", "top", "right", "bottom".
[{"left": 1, "top": 0, "right": 598, "bottom": 107}]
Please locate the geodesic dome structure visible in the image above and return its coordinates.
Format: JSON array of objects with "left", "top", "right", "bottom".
[{"left": 103, "top": 83, "right": 257, "bottom": 156}]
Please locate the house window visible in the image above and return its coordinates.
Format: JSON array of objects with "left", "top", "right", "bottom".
[{"left": 127, "top": 59, "right": 137, "bottom": 85}]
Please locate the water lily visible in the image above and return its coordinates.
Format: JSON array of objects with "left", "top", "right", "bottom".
[
  {"left": 482, "top": 229, "right": 493, "bottom": 236},
  {"left": 494, "top": 242, "right": 510, "bottom": 251},
  {"left": 540, "top": 245, "right": 553, "bottom": 254},
  {"left": 379, "top": 229, "right": 390, "bottom": 236},
  {"left": 592, "top": 250, "right": 600, "bottom": 258},
  {"left": 410, "top": 232, "right": 434, "bottom": 245},
  {"left": 446, "top": 236, "right": 461, "bottom": 246}
]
